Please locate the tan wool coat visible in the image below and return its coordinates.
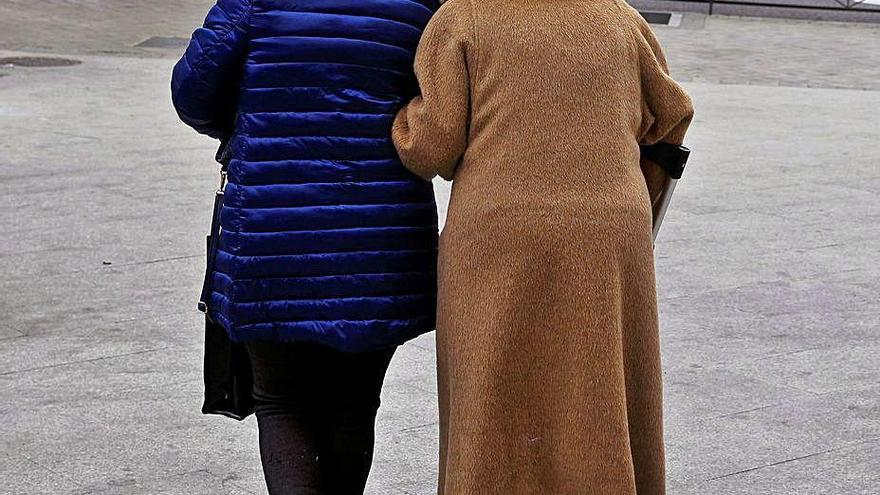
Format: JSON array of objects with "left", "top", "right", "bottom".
[{"left": 392, "top": 0, "right": 694, "bottom": 493}]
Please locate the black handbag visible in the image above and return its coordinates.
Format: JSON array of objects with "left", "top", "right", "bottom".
[{"left": 197, "top": 142, "right": 255, "bottom": 421}]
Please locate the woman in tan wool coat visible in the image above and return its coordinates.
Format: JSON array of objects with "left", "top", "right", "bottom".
[{"left": 392, "top": 0, "right": 694, "bottom": 493}]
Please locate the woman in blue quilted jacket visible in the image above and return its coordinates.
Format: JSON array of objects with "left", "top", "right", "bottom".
[{"left": 172, "top": 1, "right": 440, "bottom": 493}]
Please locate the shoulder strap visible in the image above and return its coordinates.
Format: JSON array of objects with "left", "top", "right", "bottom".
[{"left": 198, "top": 165, "right": 227, "bottom": 314}]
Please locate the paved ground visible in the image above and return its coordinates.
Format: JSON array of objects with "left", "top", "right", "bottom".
[
  {"left": 1, "top": 2, "right": 878, "bottom": 495},
  {"left": 632, "top": 0, "right": 880, "bottom": 23}
]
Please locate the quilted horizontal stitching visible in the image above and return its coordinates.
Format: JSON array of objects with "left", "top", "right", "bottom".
[
  {"left": 229, "top": 177, "right": 416, "bottom": 187},
  {"left": 247, "top": 134, "right": 391, "bottom": 140},
  {"left": 257, "top": 0, "right": 435, "bottom": 12},
  {"left": 231, "top": 292, "right": 432, "bottom": 305},
  {"left": 257, "top": 0, "right": 435, "bottom": 19},
  {"left": 244, "top": 131, "right": 391, "bottom": 139},
  {"left": 224, "top": 226, "right": 435, "bottom": 235},
  {"left": 246, "top": 111, "right": 394, "bottom": 117},
  {"left": 241, "top": 86, "right": 400, "bottom": 96},
  {"left": 250, "top": 35, "right": 411, "bottom": 54},
  {"left": 227, "top": 271, "right": 435, "bottom": 283},
  {"left": 399, "top": 0, "right": 436, "bottom": 13},
  {"left": 229, "top": 180, "right": 412, "bottom": 187},
  {"left": 239, "top": 108, "right": 399, "bottom": 117},
  {"left": 241, "top": 130, "right": 391, "bottom": 141},
  {"left": 233, "top": 158, "right": 400, "bottom": 164},
  {"left": 223, "top": 201, "right": 434, "bottom": 211},
  {"left": 218, "top": 247, "right": 435, "bottom": 258},
  {"left": 211, "top": 289, "right": 433, "bottom": 307},
  {"left": 243, "top": 135, "right": 393, "bottom": 141},
  {"left": 246, "top": 60, "right": 410, "bottom": 78},
  {"left": 227, "top": 223, "right": 437, "bottom": 234},
  {"left": 241, "top": 101, "right": 398, "bottom": 109},
  {"left": 230, "top": 176, "right": 410, "bottom": 186},
  {"left": 242, "top": 85, "right": 404, "bottom": 98},
  {"left": 214, "top": 270, "right": 437, "bottom": 282},
  {"left": 218, "top": 248, "right": 436, "bottom": 260},
  {"left": 233, "top": 319, "right": 434, "bottom": 330},
  {"left": 256, "top": 10, "right": 423, "bottom": 32},
  {"left": 242, "top": 156, "right": 399, "bottom": 162},
  {"left": 225, "top": 271, "right": 436, "bottom": 286}
]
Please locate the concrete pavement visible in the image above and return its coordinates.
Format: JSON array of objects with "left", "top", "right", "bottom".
[
  {"left": 1, "top": 4, "right": 878, "bottom": 495},
  {"left": 631, "top": 0, "right": 880, "bottom": 23}
]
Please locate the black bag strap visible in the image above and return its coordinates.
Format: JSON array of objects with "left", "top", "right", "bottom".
[
  {"left": 640, "top": 143, "right": 691, "bottom": 180},
  {"left": 198, "top": 140, "right": 231, "bottom": 314},
  {"left": 197, "top": 170, "right": 226, "bottom": 314}
]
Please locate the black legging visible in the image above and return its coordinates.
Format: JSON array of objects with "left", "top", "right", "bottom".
[{"left": 245, "top": 341, "right": 396, "bottom": 495}]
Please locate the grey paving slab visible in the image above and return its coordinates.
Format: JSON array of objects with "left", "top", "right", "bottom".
[
  {"left": 662, "top": 365, "right": 815, "bottom": 420},
  {"left": 0, "top": 313, "right": 199, "bottom": 383},
  {"left": 656, "top": 282, "right": 878, "bottom": 377},
  {"left": 369, "top": 344, "right": 442, "bottom": 493},
  {"left": 371, "top": 424, "right": 440, "bottom": 495},
  {"left": 4, "top": 378, "right": 261, "bottom": 490},
  {"left": 0, "top": 0, "right": 216, "bottom": 56},
  {"left": 729, "top": 344, "right": 880, "bottom": 395},
  {"left": 0, "top": 451, "right": 83, "bottom": 494},
  {"left": 69, "top": 469, "right": 259, "bottom": 495},
  {"left": 665, "top": 385, "right": 880, "bottom": 490},
  {"left": 632, "top": 0, "right": 880, "bottom": 24},
  {"left": 649, "top": 14, "right": 880, "bottom": 89},
  {"left": 693, "top": 439, "right": 880, "bottom": 495},
  {"left": 0, "top": 288, "right": 202, "bottom": 374},
  {"left": 0, "top": 326, "right": 24, "bottom": 340}
]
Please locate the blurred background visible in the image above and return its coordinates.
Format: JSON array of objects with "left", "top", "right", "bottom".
[{"left": 0, "top": 1, "right": 878, "bottom": 494}]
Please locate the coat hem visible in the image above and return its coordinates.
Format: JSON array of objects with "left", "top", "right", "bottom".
[{"left": 211, "top": 310, "right": 435, "bottom": 352}]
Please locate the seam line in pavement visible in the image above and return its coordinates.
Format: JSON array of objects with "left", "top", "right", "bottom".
[
  {"left": 705, "top": 448, "right": 838, "bottom": 481},
  {"left": 1, "top": 253, "right": 204, "bottom": 283},
  {"left": 16, "top": 452, "right": 85, "bottom": 487},
  {"left": 0, "top": 345, "right": 171, "bottom": 376},
  {"left": 103, "top": 254, "right": 203, "bottom": 268},
  {"left": 400, "top": 421, "right": 438, "bottom": 433},
  {"left": 704, "top": 437, "right": 880, "bottom": 483},
  {"left": 0, "top": 254, "right": 203, "bottom": 284}
]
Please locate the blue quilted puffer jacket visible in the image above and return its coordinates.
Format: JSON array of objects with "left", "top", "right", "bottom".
[{"left": 171, "top": 0, "right": 440, "bottom": 351}]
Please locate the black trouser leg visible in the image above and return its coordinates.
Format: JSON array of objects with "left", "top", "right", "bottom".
[
  {"left": 247, "top": 342, "right": 324, "bottom": 495},
  {"left": 318, "top": 349, "right": 394, "bottom": 494},
  {"left": 246, "top": 342, "right": 395, "bottom": 495},
  {"left": 255, "top": 410, "right": 324, "bottom": 495}
]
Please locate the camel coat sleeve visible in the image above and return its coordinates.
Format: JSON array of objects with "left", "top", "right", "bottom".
[
  {"left": 634, "top": 16, "right": 694, "bottom": 145},
  {"left": 392, "top": 1, "right": 473, "bottom": 181},
  {"left": 631, "top": 15, "right": 695, "bottom": 202}
]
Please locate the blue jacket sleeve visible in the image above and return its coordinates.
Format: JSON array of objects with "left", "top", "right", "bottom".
[{"left": 171, "top": 0, "right": 252, "bottom": 139}]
